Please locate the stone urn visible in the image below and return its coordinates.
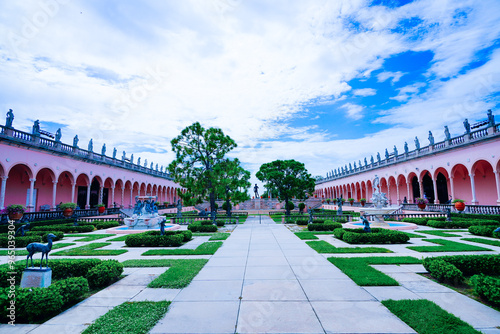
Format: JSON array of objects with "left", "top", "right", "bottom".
[
  {"left": 8, "top": 212, "right": 23, "bottom": 221},
  {"left": 98, "top": 206, "right": 105, "bottom": 214},
  {"left": 417, "top": 203, "right": 426, "bottom": 210},
  {"left": 454, "top": 201, "right": 465, "bottom": 212},
  {"left": 63, "top": 208, "right": 74, "bottom": 217}
]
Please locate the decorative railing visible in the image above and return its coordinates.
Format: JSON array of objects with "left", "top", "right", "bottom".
[
  {"left": 402, "top": 203, "right": 500, "bottom": 215},
  {"left": 0, "top": 207, "right": 123, "bottom": 223},
  {"left": 77, "top": 217, "right": 124, "bottom": 223},
  {"left": 368, "top": 213, "right": 446, "bottom": 221},
  {"left": 0, "top": 125, "right": 173, "bottom": 180}
]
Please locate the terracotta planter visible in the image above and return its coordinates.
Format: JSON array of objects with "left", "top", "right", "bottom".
[
  {"left": 8, "top": 212, "right": 23, "bottom": 221},
  {"left": 417, "top": 203, "right": 426, "bottom": 210},
  {"left": 98, "top": 206, "right": 105, "bottom": 213},
  {"left": 454, "top": 202, "right": 465, "bottom": 212},
  {"left": 360, "top": 202, "right": 365, "bottom": 207},
  {"left": 349, "top": 201, "right": 354, "bottom": 205},
  {"left": 63, "top": 208, "right": 74, "bottom": 217}
]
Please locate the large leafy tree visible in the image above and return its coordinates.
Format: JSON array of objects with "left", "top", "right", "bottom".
[
  {"left": 256, "top": 159, "right": 316, "bottom": 216},
  {"left": 213, "top": 158, "right": 251, "bottom": 216},
  {"left": 168, "top": 122, "right": 237, "bottom": 216}
]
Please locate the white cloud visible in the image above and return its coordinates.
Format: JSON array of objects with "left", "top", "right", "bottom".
[
  {"left": 352, "top": 88, "right": 376, "bottom": 96},
  {"left": 377, "top": 71, "right": 405, "bottom": 83},
  {"left": 341, "top": 103, "right": 364, "bottom": 120}
]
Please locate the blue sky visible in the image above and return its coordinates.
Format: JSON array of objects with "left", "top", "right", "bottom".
[{"left": 0, "top": 0, "right": 499, "bottom": 192}]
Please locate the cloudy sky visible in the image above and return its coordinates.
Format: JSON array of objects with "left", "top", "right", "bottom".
[{"left": 1, "top": 0, "right": 499, "bottom": 192}]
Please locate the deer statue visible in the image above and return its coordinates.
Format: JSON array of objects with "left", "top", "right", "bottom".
[{"left": 26, "top": 233, "right": 56, "bottom": 269}]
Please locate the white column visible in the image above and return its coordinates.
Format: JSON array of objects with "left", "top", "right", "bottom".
[
  {"left": 98, "top": 186, "right": 103, "bottom": 204},
  {"left": 121, "top": 187, "right": 124, "bottom": 207},
  {"left": 111, "top": 186, "right": 115, "bottom": 207},
  {"left": 0, "top": 176, "right": 8, "bottom": 210},
  {"left": 418, "top": 180, "right": 424, "bottom": 199},
  {"left": 432, "top": 177, "right": 439, "bottom": 204},
  {"left": 71, "top": 182, "right": 76, "bottom": 203},
  {"left": 28, "top": 178, "right": 36, "bottom": 212},
  {"left": 387, "top": 183, "right": 391, "bottom": 205},
  {"left": 86, "top": 184, "right": 91, "bottom": 209},
  {"left": 470, "top": 173, "right": 478, "bottom": 205},
  {"left": 493, "top": 171, "right": 500, "bottom": 204},
  {"left": 130, "top": 188, "right": 133, "bottom": 208},
  {"left": 52, "top": 181, "right": 58, "bottom": 210},
  {"left": 406, "top": 182, "right": 411, "bottom": 203},
  {"left": 396, "top": 182, "right": 400, "bottom": 204},
  {"left": 449, "top": 176, "right": 455, "bottom": 200}
]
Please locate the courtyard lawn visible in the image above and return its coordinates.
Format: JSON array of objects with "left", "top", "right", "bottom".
[
  {"left": 328, "top": 256, "right": 422, "bottom": 286},
  {"left": 306, "top": 240, "right": 392, "bottom": 254},
  {"left": 417, "top": 230, "right": 465, "bottom": 237},
  {"left": 208, "top": 232, "right": 230, "bottom": 240},
  {"left": 66, "top": 234, "right": 115, "bottom": 242},
  {"left": 51, "top": 242, "right": 128, "bottom": 256},
  {"left": 402, "top": 232, "right": 427, "bottom": 238},
  {"left": 83, "top": 301, "right": 170, "bottom": 334},
  {"left": 461, "top": 237, "right": 500, "bottom": 247},
  {"left": 407, "top": 239, "right": 492, "bottom": 252},
  {"left": 382, "top": 299, "right": 480, "bottom": 334},
  {"left": 141, "top": 241, "right": 223, "bottom": 256},
  {"left": 294, "top": 231, "right": 337, "bottom": 240},
  {"left": 107, "top": 235, "right": 128, "bottom": 242},
  {"left": 0, "top": 243, "right": 76, "bottom": 256}
]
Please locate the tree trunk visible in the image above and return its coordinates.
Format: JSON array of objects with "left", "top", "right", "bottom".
[
  {"left": 285, "top": 197, "right": 290, "bottom": 216},
  {"left": 225, "top": 188, "right": 231, "bottom": 217}
]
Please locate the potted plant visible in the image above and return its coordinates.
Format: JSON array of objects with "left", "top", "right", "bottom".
[
  {"left": 452, "top": 199, "right": 466, "bottom": 212},
  {"left": 96, "top": 203, "right": 106, "bottom": 213},
  {"left": 60, "top": 202, "right": 77, "bottom": 217},
  {"left": 163, "top": 201, "right": 169, "bottom": 207},
  {"left": 332, "top": 198, "right": 337, "bottom": 204},
  {"left": 415, "top": 198, "right": 429, "bottom": 210},
  {"left": 348, "top": 198, "right": 355, "bottom": 205},
  {"left": 2, "top": 204, "right": 26, "bottom": 221},
  {"left": 360, "top": 198, "right": 366, "bottom": 207},
  {"left": 326, "top": 198, "right": 331, "bottom": 204},
  {"left": 298, "top": 202, "right": 305, "bottom": 213}
]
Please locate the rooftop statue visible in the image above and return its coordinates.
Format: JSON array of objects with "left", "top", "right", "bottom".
[
  {"left": 487, "top": 109, "right": 495, "bottom": 127},
  {"left": 358, "top": 160, "right": 362, "bottom": 169},
  {"left": 414, "top": 136, "right": 420, "bottom": 149},
  {"left": 349, "top": 163, "right": 352, "bottom": 171},
  {"left": 6, "top": 109, "right": 14, "bottom": 128},
  {"left": 377, "top": 152, "right": 381, "bottom": 162},
  {"left": 385, "top": 149, "right": 389, "bottom": 160},
  {"left": 130, "top": 154, "right": 134, "bottom": 163},
  {"left": 73, "top": 135, "right": 79, "bottom": 148},
  {"left": 393, "top": 145, "right": 398, "bottom": 157},
  {"left": 138, "top": 157, "right": 141, "bottom": 165},
  {"left": 160, "top": 166, "right": 163, "bottom": 172},
  {"left": 428, "top": 131, "right": 434, "bottom": 145},
  {"left": 32, "top": 120, "right": 40, "bottom": 136},
  {"left": 144, "top": 159, "right": 147, "bottom": 167},
  {"left": 122, "top": 151, "right": 126, "bottom": 160},
  {"left": 364, "top": 157, "right": 368, "bottom": 166},
  {"left": 404, "top": 142, "right": 409, "bottom": 154},
  {"left": 464, "top": 119, "right": 471, "bottom": 134},
  {"left": 353, "top": 162, "right": 357, "bottom": 170},
  {"left": 150, "top": 162, "right": 153, "bottom": 169},
  {"left": 370, "top": 155, "right": 374, "bottom": 164},
  {"left": 55, "top": 128, "right": 61, "bottom": 142},
  {"left": 88, "top": 138, "right": 93, "bottom": 152},
  {"left": 113, "top": 147, "right": 117, "bottom": 159},
  {"left": 156, "top": 163, "right": 158, "bottom": 171},
  {"left": 101, "top": 143, "right": 106, "bottom": 155},
  {"left": 444, "top": 126, "right": 451, "bottom": 141}
]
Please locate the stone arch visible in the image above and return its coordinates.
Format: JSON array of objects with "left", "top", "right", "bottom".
[
  {"left": 397, "top": 174, "right": 407, "bottom": 204},
  {"left": 56, "top": 171, "right": 75, "bottom": 206},
  {"left": 419, "top": 170, "right": 434, "bottom": 203},
  {"left": 434, "top": 167, "right": 450, "bottom": 204},
  {"left": 387, "top": 176, "right": 397, "bottom": 204},
  {"left": 90, "top": 176, "right": 103, "bottom": 207},
  {"left": 35, "top": 167, "right": 57, "bottom": 211},
  {"left": 75, "top": 173, "right": 91, "bottom": 209},
  {"left": 472, "top": 160, "right": 496, "bottom": 205},
  {"left": 5, "top": 163, "right": 35, "bottom": 209},
  {"left": 451, "top": 164, "right": 472, "bottom": 204},
  {"left": 408, "top": 172, "right": 420, "bottom": 202},
  {"left": 114, "top": 179, "right": 124, "bottom": 208}
]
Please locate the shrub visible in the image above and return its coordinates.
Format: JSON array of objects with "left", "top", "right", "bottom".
[
  {"left": 307, "top": 223, "right": 342, "bottom": 231},
  {"left": 423, "top": 255, "right": 500, "bottom": 277},
  {"left": 333, "top": 228, "right": 345, "bottom": 239},
  {"left": 188, "top": 221, "right": 217, "bottom": 232},
  {"left": 95, "top": 221, "right": 120, "bottom": 229},
  {"left": 427, "top": 219, "right": 499, "bottom": 229},
  {"left": 52, "top": 277, "right": 89, "bottom": 305},
  {"left": 298, "top": 202, "right": 305, "bottom": 212},
  {"left": 0, "top": 235, "right": 41, "bottom": 248},
  {"left": 312, "top": 219, "right": 325, "bottom": 224},
  {"left": 286, "top": 202, "right": 295, "bottom": 211},
  {"left": 335, "top": 228, "right": 409, "bottom": 244},
  {"left": 22, "top": 231, "right": 65, "bottom": 242},
  {"left": 424, "top": 259, "right": 464, "bottom": 284},
  {"left": 468, "top": 225, "right": 500, "bottom": 237},
  {"left": 294, "top": 219, "right": 309, "bottom": 225},
  {"left": 201, "top": 220, "right": 214, "bottom": 226},
  {"left": 86, "top": 260, "right": 123, "bottom": 288},
  {"left": 32, "top": 224, "right": 95, "bottom": 233},
  {"left": 470, "top": 274, "right": 500, "bottom": 305},
  {"left": 125, "top": 233, "right": 185, "bottom": 247},
  {"left": 451, "top": 213, "right": 500, "bottom": 223},
  {"left": 221, "top": 201, "right": 231, "bottom": 211},
  {"left": 216, "top": 220, "right": 225, "bottom": 227}
]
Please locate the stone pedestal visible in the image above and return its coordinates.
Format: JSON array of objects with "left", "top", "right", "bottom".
[
  {"left": 254, "top": 198, "right": 260, "bottom": 209},
  {"left": 21, "top": 268, "right": 52, "bottom": 288}
]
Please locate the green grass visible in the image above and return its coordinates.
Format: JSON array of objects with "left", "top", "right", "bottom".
[
  {"left": 382, "top": 299, "right": 480, "bottom": 334},
  {"left": 51, "top": 242, "right": 128, "bottom": 256},
  {"left": 417, "top": 230, "right": 464, "bottom": 237},
  {"left": 328, "top": 256, "right": 422, "bottom": 286},
  {"left": 82, "top": 301, "right": 171, "bottom": 334},
  {"left": 142, "top": 241, "right": 223, "bottom": 256},
  {"left": 407, "top": 239, "right": 492, "bottom": 252},
  {"left": 208, "top": 233, "right": 230, "bottom": 240},
  {"left": 107, "top": 235, "right": 128, "bottom": 242},
  {"left": 402, "top": 232, "right": 427, "bottom": 238},
  {"left": 67, "top": 234, "right": 114, "bottom": 242},
  {"left": 0, "top": 243, "right": 76, "bottom": 256},
  {"left": 192, "top": 233, "right": 214, "bottom": 236},
  {"left": 306, "top": 240, "right": 392, "bottom": 253},
  {"left": 461, "top": 237, "right": 500, "bottom": 247},
  {"left": 294, "top": 231, "right": 337, "bottom": 240}
]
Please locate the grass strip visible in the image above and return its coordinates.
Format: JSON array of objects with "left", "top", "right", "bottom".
[
  {"left": 0, "top": 243, "right": 76, "bottom": 256},
  {"left": 82, "top": 301, "right": 170, "bottom": 334},
  {"left": 407, "top": 239, "right": 492, "bottom": 252},
  {"left": 209, "top": 233, "right": 230, "bottom": 240},
  {"left": 69, "top": 234, "right": 114, "bottom": 242},
  {"left": 192, "top": 233, "right": 214, "bottom": 236},
  {"left": 382, "top": 299, "right": 480, "bottom": 334},
  {"left": 328, "top": 256, "right": 421, "bottom": 286},
  {"left": 461, "top": 237, "right": 500, "bottom": 247},
  {"left": 142, "top": 241, "right": 223, "bottom": 256},
  {"left": 306, "top": 240, "right": 392, "bottom": 254},
  {"left": 148, "top": 259, "right": 209, "bottom": 288},
  {"left": 417, "top": 230, "right": 463, "bottom": 237},
  {"left": 107, "top": 235, "right": 128, "bottom": 242},
  {"left": 52, "top": 242, "right": 128, "bottom": 256},
  {"left": 402, "top": 232, "right": 426, "bottom": 238},
  {"left": 294, "top": 231, "right": 337, "bottom": 240}
]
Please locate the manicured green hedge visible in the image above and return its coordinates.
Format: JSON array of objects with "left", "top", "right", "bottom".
[
  {"left": 32, "top": 224, "right": 95, "bottom": 233},
  {"left": 424, "top": 259, "right": 464, "bottom": 284},
  {"left": 307, "top": 223, "right": 342, "bottom": 231},
  {"left": 86, "top": 260, "right": 123, "bottom": 288},
  {"left": 402, "top": 217, "right": 446, "bottom": 226},
  {"left": 0, "top": 235, "right": 41, "bottom": 248},
  {"left": 124, "top": 230, "right": 192, "bottom": 247},
  {"left": 333, "top": 228, "right": 409, "bottom": 244},
  {"left": 188, "top": 221, "right": 217, "bottom": 232},
  {"left": 451, "top": 213, "right": 500, "bottom": 223},
  {"left": 95, "top": 221, "right": 120, "bottom": 229},
  {"left": 468, "top": 225, "right": 500, "bottom": 238},
  {"left": 0, "top": 277, "right": 89, "bottom": 323},
  {"left": 471, "top": 274, "right": 500, "bottom": 305},
  {"left": 427, "top": 219, "right": 499, "bottom": 229},
  {"left": 0, "top": 219, "right": 70, "bottom": 234}
]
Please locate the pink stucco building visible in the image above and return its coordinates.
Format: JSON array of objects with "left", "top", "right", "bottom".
[
  {"left": 315, "top": 112, "right": 500, "bottom": 209},
  {"left": 0, "top": 120, "right": 183, "bottom": 212}
]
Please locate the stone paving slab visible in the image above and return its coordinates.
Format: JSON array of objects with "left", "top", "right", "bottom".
[
  {"left": 362, "top": 286, "right": 421, "bottom": 301},
  {"left": 193, "top": 265, "right": 246, "bottom": 281},
  {"left": 300, "top": 279, "right": 376, "bottom": 301},
  {"left": 130, "top": 288, "right": 182, "bottom": 302},
  {"left": 173, "top": 280, "right": 242, "bottom": 301},
  {"left": 242, "top": 279, "right": 307, "bottom": 301}
]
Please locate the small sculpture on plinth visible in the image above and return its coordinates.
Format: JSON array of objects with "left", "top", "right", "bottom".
[
  {"left": 370, "top": 155, "right": 374, "bottom": 165},
  {"left": 360, "top": 212, "right": 371, "bottom": 233},
  {"left": 444, "top": 126, "right": 451, "bottom": 141},
  {"left": 254, "top": 184, "right": 259, "bottom": 198},
  {"left": 393, "top": 145, "right": 398, "bottom": 157},
  {"left": 32, "top": 120, "right": 40, "bottom": 136},
  {"left": 15, "top": 223, "right": 30, "bottom": 236},
  {"left": 337, "top": 196, "right": 343, "bottom": 215},
  {"left": 160, "top": 220, "right": 165, "bottom": 236},
  {"left": 404, "top": 142, "right": 409, "bottom": 154},
  {"left": 101, "top": 143, "right": 106, "bottom": 155},
  {"left": 55, "top": 128, "right": 62, "bottom": 142},
  {"left": 364, "top": 157, "right": 368, "bottom": 166},
  {"left": 377, "top": 152, "right": 381, "bottom": 163},
  {"left": 26, "top": 233, "right": 56, "bottom": 269},
  {"left": 113, "top": 147, "right": 117, "bottom": 159},
  {"left": 464, "top": 119, "right": 471, "bottom": 134},
  {"left": 428, "top": 131, "right": 434, "bottom": 145},
  {"left": 122, "top": 151, "right": 126, "bottom": 160},
  {"left": 137, "top": 157, "right": 141, "bottom": 165},
  {"left": 445, "top": 208, "right": 452, "bottom": 222},
  {"left": 414, "top": 136, "right": 420, "bottom": 150},
  {"left": 150, "top": 162, "right": 153, "bottom": 169},
  {"left": 176, "top": 199, "right": 182, "bottom": 218},
  {"left": 385, "top": 149, "right": 389, "bottom": 160},
  {"left": 487, "top": 109, "right": 495, "bottom": 127},
  {"left": 88, "top": 139, "right": 93, "bottom": 152},
  {"left": 130, "top": 154, "right": 134, "bottom": 164},
  {"left": 308, "top": 207, "right": 313, "bottom": 223},
  {"left": 5, "top": 109, "right": 14, "bottom": 128}
]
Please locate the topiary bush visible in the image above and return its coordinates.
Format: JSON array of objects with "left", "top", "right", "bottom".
[
  {"left": 470, "top": 274, "right": 500, "bottom": 305},
  {"left": 286, "top": 202, "right": 295, "bottom": 211},
  {"left": 423, "top": 255, "right": 500, "bottom": 282},
  {"left": 188, "top": 221, "right": 217, "bottom": 232},
  {"left": 0, "top": 235, "right": 41, "bottom": 248},
  {"left": 32, "top": 224, "right": 95, "bottom": 233},
  {"left": 312, "top": 219, "right": 325, "bottom": 224},
  {"left": 451, "top": 213, "right": 500, "bottom": 223},
  {"left": 402, "top": 217, "right": 446, "bottom": 226},
  {"left": 424, "top": 259, "right": 464, "bottom": 284},
  {"left": 86, "top": 260, "right": 123, "bottom": 288},
  {"left": 334, "top": 228, "right": 409, "bottom": 244},
  {"left": 427, "top": 219, "right": 499, "bottom": 229},
  {"left": 307, "top": 223, "right": 342, "bottom": 231},
  {"left": 95, "top": 221, "right": 120, "bottom": 229},
  {"left": 125, "top": 232, "right": 185, "bottom": 247},
  {"left": 294, "top": 219, "right": 309, "bottom": 225},
  {"left": 216, "top": 220, "right": 225, "bottom": 227},
  {"left": 468, "top": 225, "right": 500, "bottom": 238}
]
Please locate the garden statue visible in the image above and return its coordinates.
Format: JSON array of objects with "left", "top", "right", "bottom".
[
  {"left": 377, "top": 152, "right": 381, "bottom": 163},
  {"left": 176, "top": 199, "right": 182, "bottom": 218},
  {"left": 393, "top": 145, "right": 398, "bottom": 157},
  {"left": 32, "top": 120, "right": 40, "bottom": 136},
  {"left": 428, "top": 131, "right": 434, "bottom": 145},
  {"left": 15, "top": 223, "right": 30, "bottom": 237},
  {"left": 26, "top": 233, "right": 56, "bottom": 269},
  {"left": 130, "top": 154, "right": 134, "bottom": 163},
  {"left": 487, "top": 109, "right": 495, "bottom": 127},
  {"left": 444, "top": 126, "right": 451, "bottom": 141},
  {"left": 138, "top": 157, "right": 141, "bottom": 165},
  {"left": 360, "top": 212, "right": 371, "bottom": 233},
  {"left": 308, "top": 207, "right": 313, "bottom": 223},
  {"left": 371, "top": 175, "right": 388, "bottom": 209},
  {"left": 73, "top": 135, "right": 79, "bottom": 148},
  {"left": 385, "top": 149, "right": 389, "bottom": 160},
  {"left": 445, "top": 208, "right": 452, "bottom": 222},
  {"left": 464, "top": 118, "right": 471, "bottom": 134},
  {"left": 160, "top": 166, "right": 163, "bottom": 172},
  {"left": 55, "top": 128, "right": 61, "bottom": 142},
  {"left": 88, "top": 139, "right": 93, "bottom": 152},
  {"left": 359, "top": 160, "right": 362, "bottom": 169},
  {"left": 349, "top": 163, "right": 352, "bottom": 171},
  {"left": 404, "top": 142, "right": 409, "bottom": 154},
  {"left": 122, "top": 151, "right": 126, "bottom": 160},
  {"left": 113, "top": 147, "right": 117, "bottom": 159},
  {"left": 254, "top": 184, "right": 259, "bottom": 198},
  {"left": 156, "top": 163, "right": 158, "bottom": 171},
  {"left": 160, "top": 220, "right": 165, "bottom": 236},
  {"left": 5, "top": 109, "right": 14, "bottom": 127},
  {"left": 353, "top": 162, "right": 357, "bottom": 170},
  {"left": 144, "top": 159, "right": 147, "bottom": 167},
  {"left": 373, "top": 175, "right": 380, "bottom": 193},
  {"left": 150, "top": 162, "right": 153, "bottom": 169},
  {"left": 414, "top": 136, "right": 420, "bottom": 149},
  {"left": 364, "top": 157, "right": 368, "bottom": 166},
  {"left": 101, "top": 143, "right": 106, "bottom": 155},
  {"left": 494, "top": 227, "right": 500, "bottom": 233},
  {"left": 337, "top": 196, "right": 343, "bottom": 215},
  {"left": 370, "top": 155, "right": 374, "bottom": 164}
]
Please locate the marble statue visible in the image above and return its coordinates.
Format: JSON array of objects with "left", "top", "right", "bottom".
[
  {"left": 358, "top": 160, "right": 362, "bottom": 169},
  {"left": 370, "top": 155, "right": 374, "bottom": 164},
  {"left": 393, "top": 145, "right": 398, "bottom": 157},
  {"left": 122, "top": 151, "right": 126, "bottom": 160},
  {"left": 444, "top": 126, "right": 451, "bottom": 141},
  {"left": 385, "top": 149, "right": 389, "bottom": 160},
  {"left": 353, "top": 162, "right": 357, "bottom": 170},
  {"left": 404, "top": 142, "right": 409, "bottom": 154},
  {"left": 349, "top": 163, "right": 352, "bottom": 171},
  {"left": 150, "top": 162, "right": 153, "bottom": 169},
  {"left": 73, "top": 135, "right": 79, "bottom": 148},
  {"left": 487, "top": 109, "right": 495, "bottom": 127},
  {"left": 113, "top": 147, "right": 117, "bottom": 159},
  {"left": 156, "top": 163, "right": 158, "bottom": 171},
  {"left": 55, "top": 128, "right": 61, "bottom": 142},
  {"left": 144, "top": 159, "right": 147, "bottom": 167},
  {"left": 377, "top": 152, "right": 381, "bottom": 163},
  {"left": 336, "top": 195, "right": 343, "bottom": 215},
  {"left": 137, "top": 157, "right": 141, "bottom": 165},
  {"left": 308, "top": 207, "right": 313, "bottom": 223},
  {"left": 364, "top": 157, "right": 368, "bottom": 166},
  {"left": 360, "top": 213, "right": 371, "bottom": 233},
  {"left": 176, "top": 199, "right": 182, "bottom": 218},
  {"left": 88, "top": 139, "right": 93, "bottom": 152},
  {"left": 428, "top": 131, "right": 434, "bottom": 145},
  {"left": 6, "top": 109, "right": 14, "bottom": 128},
  {"left": 254, "top": 184, "right": 259, "bottom": 197},
  {"left": 414, "top": 136, "right": 420, "bottom": 150},
  {"left": 32, "top": 120, "right": 40, "bottom": 136},
  {"left": 464, "top": 119, "right": 471, "bottom": 134},
  {"left": 130, "top": 154, "right": 134, "bottom": 163},
  {"left": 101, "top": 143, "right": 106, "bottom": 155},
  {"left": 373, "top": 175, "right": 380, "bottom": 193},
  {"left": 160, "top": 166, "right": 164, "bottom": 172}
]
